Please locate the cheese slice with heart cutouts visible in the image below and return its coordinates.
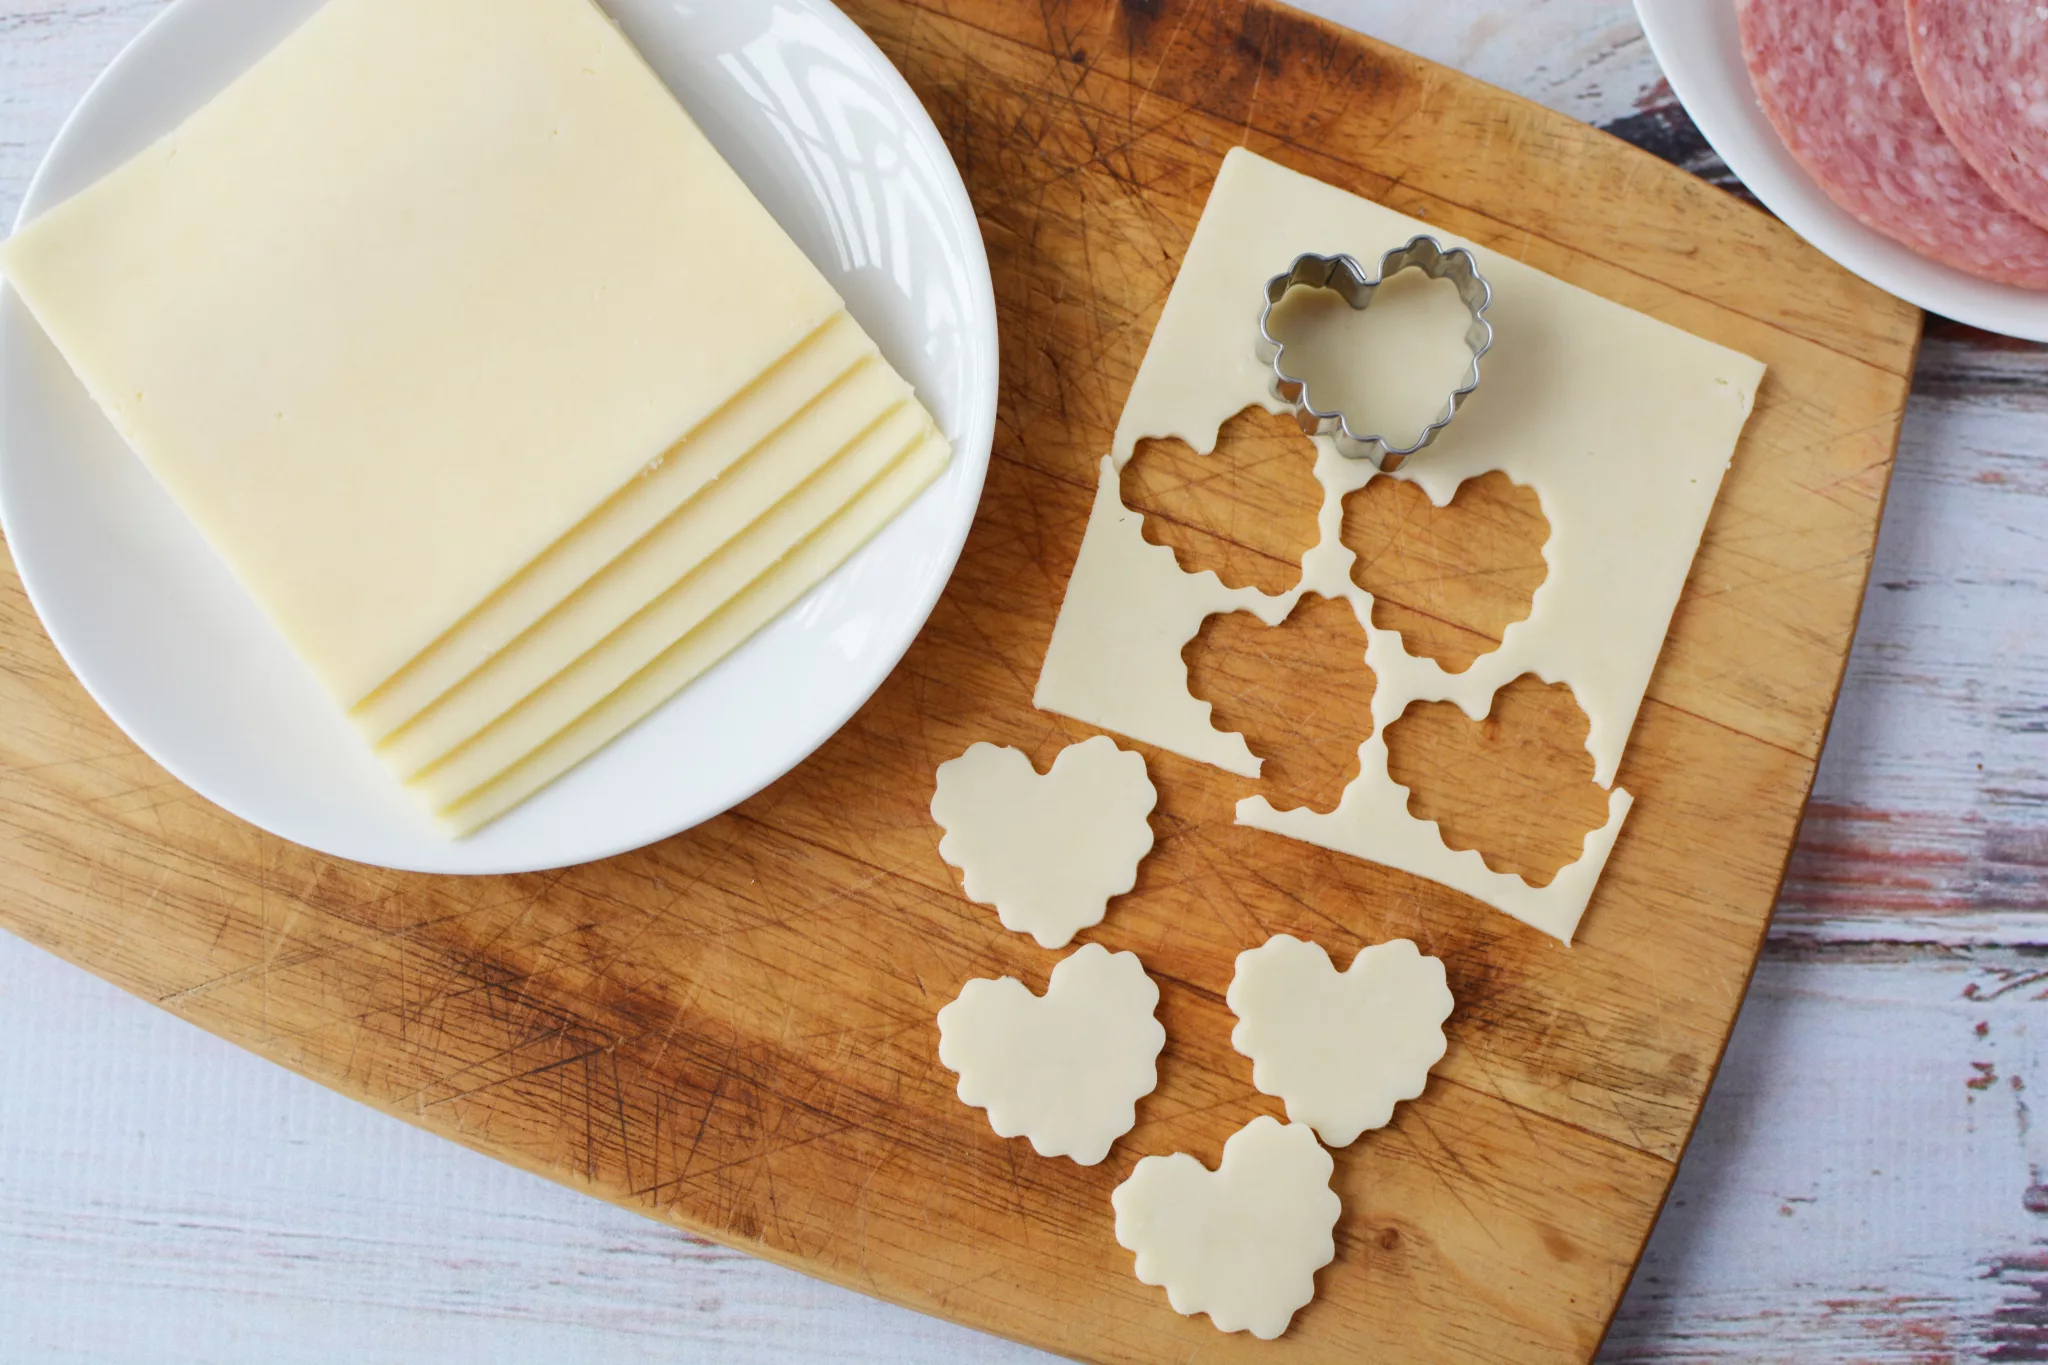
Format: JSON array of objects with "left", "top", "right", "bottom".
[{"left": 1035, "top": 148, "right": 1765, "bottom": 943}]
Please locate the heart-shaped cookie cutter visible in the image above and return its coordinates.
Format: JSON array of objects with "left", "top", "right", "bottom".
[{"left": 1257, "top": 237, "right": 1494, "bottom": 471}]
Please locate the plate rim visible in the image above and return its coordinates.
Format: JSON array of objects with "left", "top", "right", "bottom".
[{"left": 1634, "top": 0, "right": 2048, "bottom": 341}]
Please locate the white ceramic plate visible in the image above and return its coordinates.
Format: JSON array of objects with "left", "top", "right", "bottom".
[
  {"left": 1635, "top": 0, "right": 2048, "bottom": 340},
  {"left": 0, "top": 0, "right": 997, "bottom": 874}
]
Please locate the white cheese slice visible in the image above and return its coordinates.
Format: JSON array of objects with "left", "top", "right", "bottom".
[
  {"left": 412, "top": 404, "right": 938, "bottom": 808},
  {"left": 1034, "top": 148, "right": 1764, "bottom": 943},
  {"left": 352, "top": 312, "right": 876, "bottom": 742},
  {"left": 1226, "top": 935, "right": 1453, "bottom": 1148},
  {"left": 935, "top": 944, "right": 1165, "bottom": 1166},
  {"left": 437, "top": 425, "right": 951, "bottom": 833},
  {"left": 0, "top": 0, "right": 842, "bottom": 705},
  {"left": 929, "top": 738, "right": 1158, "bottom": 949},
  {"left": 378, "top": 353, "right": 912, "bottom": 777},
  {"left": 1111, "top": 1116, "right": 1340, "bottom": 1340}
]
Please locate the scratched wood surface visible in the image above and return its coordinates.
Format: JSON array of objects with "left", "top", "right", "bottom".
[{"left": 0, "top": 2, "right": 1926, "bottom": 1363}]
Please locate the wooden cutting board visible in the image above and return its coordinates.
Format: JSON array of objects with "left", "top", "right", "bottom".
[{"left": 0, "top": 2, "right": 1921, "bottom": 1361}]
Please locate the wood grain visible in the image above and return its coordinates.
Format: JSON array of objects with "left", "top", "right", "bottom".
[
  {"left": 1387, "top": 677, "right": 1613, "bottom": 888},
  {"left": 1185, "top": 592, "right": 1378, "bottom": 814},
  {"left": 1125, "top": 406, "right": 1326, "bottom": 597},
  {"left": 1343, "top": 469, "right": 1550, "bottom": 673},
  {"left": 0, "top": 2, "right": 1922, "bottom": 1363}
]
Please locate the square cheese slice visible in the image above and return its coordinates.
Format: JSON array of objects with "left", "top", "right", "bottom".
[
  {"left": 1034, "top": 148, "right": 1763, "bottom": 942},
  {"left": 379, "top": 349, "right": 915, "bottom": 776},
  {"left": 411, "top": 405, "right": 946, "bottom": 812},
  {"left": 0, "top": 0, "right": 843, "bottom": 706},
  {"left": 351, "top": 310, "right": 877, "bottom": 743},
  {"left": 439, "top": 426, "right": 954, "bottom": 835}
]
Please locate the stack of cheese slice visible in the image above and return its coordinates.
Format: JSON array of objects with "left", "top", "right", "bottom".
[{"left": 0, "top": 0, "right": 951, "bottom": 836}]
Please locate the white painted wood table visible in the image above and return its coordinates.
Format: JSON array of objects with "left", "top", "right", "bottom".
[{"left": 2, "top": 1, "right": 2044, "bottom": 1360}]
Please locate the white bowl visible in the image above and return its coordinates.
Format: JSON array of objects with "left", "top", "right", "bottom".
[
  {"left": 0, "top": 0, "right": 998, "bottom": 874},
  {"left": 1635, "top": 0, "right": 2048, "bottom": 340}
]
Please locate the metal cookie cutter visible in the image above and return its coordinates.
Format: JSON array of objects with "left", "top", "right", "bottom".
[{"left": 1257, "top": 237, "right": 1494, "bottom": 471}]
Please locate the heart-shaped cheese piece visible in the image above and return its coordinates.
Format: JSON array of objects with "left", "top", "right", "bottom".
[
  {"left": 1227, "top": 934, "right": 1453, "bottom": 1147},
  {"left": 1111, "top": 1116, "right": 1340, "bottom": 1339},
  {"left": 936, "top": 943, "right": 1165, "bottom": 1165},
  {"left": 930, "top": 736, "right": 1156, "bottom": 949}
]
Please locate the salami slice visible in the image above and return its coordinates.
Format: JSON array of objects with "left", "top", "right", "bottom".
[
  {"left": 1906, "top": 0, "right": 2048, "bottom": 233},
  {"left": 1736, "top": 0, "right": 2048, "bottom": 287}
]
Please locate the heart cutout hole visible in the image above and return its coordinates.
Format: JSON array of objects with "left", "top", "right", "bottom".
[
  {"left": 1183, "top": 593, "right": 1375, "bottom": 815},
  {"left": 1384, "top": 674, "right": 1609, "bottom": 888},
  {"left": 1341, "top": 469, "right": 1548, "bottom": 673},
  {"left": 1124, "top": 405, "right": 1321, "bottom": 597}
]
